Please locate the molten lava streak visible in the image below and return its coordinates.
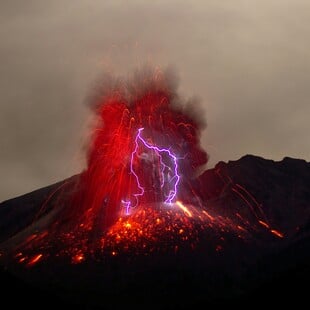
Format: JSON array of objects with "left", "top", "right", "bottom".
[
  {"left": 69, "top": 70, "right": 207, "bottom": 232},
  {"left": 0, "top": 68, "right": 284, "bottom": 268}
]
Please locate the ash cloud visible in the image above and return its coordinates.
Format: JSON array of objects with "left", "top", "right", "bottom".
[{"left": 86, "top": 65, "right": 207, "bottom": 130}]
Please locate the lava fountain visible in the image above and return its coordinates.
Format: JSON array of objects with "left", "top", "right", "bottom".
[
  {"left": 0, "top": 67, "right": 283, "bottom": 268},
  {"left": 70, "top": 67, "right": 208, "bottom": 231}
]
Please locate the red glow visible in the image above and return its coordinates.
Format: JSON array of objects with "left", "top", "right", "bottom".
[
  {"left": 176, "top": 201, "right": 193, "bottom": 217},
  {"left": 259, "top": 220, "right": 270, "bottom": 229},
  {"left": 271, "top": 229, "right": 284, "bottom": 238},
  {"left": 2, "top": 68, "right": 286, "bottom": 267},
  {"left": 70, "top": 69, "right": 207, "bottom": 231},
  {"left": 72, "top": 253, "right": 85, "bottom": 264},
  {"left": 27, "top": 254, "right": 43, "bottom": 266}
]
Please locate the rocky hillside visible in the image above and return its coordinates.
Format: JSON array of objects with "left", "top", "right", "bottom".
[{"left": 0, "top": 155, "right": 309, "bottom": 308}]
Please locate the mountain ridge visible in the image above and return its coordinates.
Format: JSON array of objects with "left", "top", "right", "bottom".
[{"left": 0, "top": 154, "right": 309, "bottom": 308}]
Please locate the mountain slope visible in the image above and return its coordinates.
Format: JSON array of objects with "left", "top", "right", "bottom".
[{"left": 0, "top": 155, "right": 309, "bottom": 308}]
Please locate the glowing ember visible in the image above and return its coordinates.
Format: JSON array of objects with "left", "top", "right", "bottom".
[
  {"left": 0, "top": 67, "right": 285, "bottom": 269},
  {"left": 176, "top": 201, "right": 192, "bottom": 217},
  {"left": 67, "top": 67, "right": 208, "bottom": 231},
  {"left": 27, "top": 254, "right": 43, "bottom": 266},
  {"left": 72, "top": 253, "right": 85, "bottom": 264},
  {"left": 270, "top": 229, "right": 284, "bottom": 238},
  {"left": 10, "top": 202, "right": 253, "bottom": 266}
]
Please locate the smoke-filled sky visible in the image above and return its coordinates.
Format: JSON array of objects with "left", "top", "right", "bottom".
[{"left": 1, "top": 0, "right": 310, "bottom": 201}]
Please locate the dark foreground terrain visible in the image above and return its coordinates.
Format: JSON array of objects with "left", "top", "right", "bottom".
[{"left": 1, "top": 155, "right": 309, "bottom": 308}]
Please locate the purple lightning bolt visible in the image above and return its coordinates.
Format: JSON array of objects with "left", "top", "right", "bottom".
[
  {"left": 123, "top": 128, "right": 180, "bottom": 214},
  {"left": 121, "top": 200, "right": 131, "bottom": 215}
]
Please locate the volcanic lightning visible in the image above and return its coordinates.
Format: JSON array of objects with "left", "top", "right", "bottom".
[
  {"left": 64, "top": 66, "right": 209, "bottom": 232},
  {"left": 0, "top": 66, "right": 285, "bottom": 268},
  {"left": 124, "top": 127, "right": 181, "bottom": 214}
]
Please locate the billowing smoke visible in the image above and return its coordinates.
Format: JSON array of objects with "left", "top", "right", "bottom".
[
  {"left": 72, "top": 66, "right": 208, "bottom": 229},
  {"left": 0, "top": 66, "right": 287, "bottom": 270}
]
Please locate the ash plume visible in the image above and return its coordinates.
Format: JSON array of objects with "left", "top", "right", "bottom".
[
  {"left": 87, "top": 65, "right": 207, "bottom": 129},
  {"left": 72, "top": 65, "right": 209, "bottom": 228}
]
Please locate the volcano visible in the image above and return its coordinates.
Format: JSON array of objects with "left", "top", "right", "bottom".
[
  {"left": 1, "top": 155, "right": 310, "bottom": 308},
  {"left": 1, "top": 68, "right": 309, "bottom": 307}
]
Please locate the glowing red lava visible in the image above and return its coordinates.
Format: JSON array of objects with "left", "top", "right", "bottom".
[
  {"left": 69, "top": 68, "right": 207, "bottom": 231},
  {"left": 0, "top": 68, "right": 284, "bottom": 268}
]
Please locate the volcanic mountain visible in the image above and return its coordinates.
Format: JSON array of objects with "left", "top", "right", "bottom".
[{"left": 0, "top": 154, "right": 309, "bottom": 308}]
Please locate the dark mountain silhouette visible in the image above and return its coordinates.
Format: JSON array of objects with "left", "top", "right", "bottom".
[{"left": 0, "top": 155, "right": 309, "bottom": 309}]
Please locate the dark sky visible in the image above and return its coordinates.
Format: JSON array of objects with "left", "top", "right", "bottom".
[{"left": 1, "top": 1, "right": 310, "bottom": 201}]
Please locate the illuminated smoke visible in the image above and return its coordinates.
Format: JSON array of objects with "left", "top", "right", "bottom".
[
  {"left": 0, "top": 67, "right": 286, "bottom": 268},
  {"left": 72, "top": 66, "right": 208, "bottom": 229}
]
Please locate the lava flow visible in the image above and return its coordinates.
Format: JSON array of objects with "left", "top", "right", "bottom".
[{"left": 0, "top": 67, "right": 284, "bottom": 268}]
